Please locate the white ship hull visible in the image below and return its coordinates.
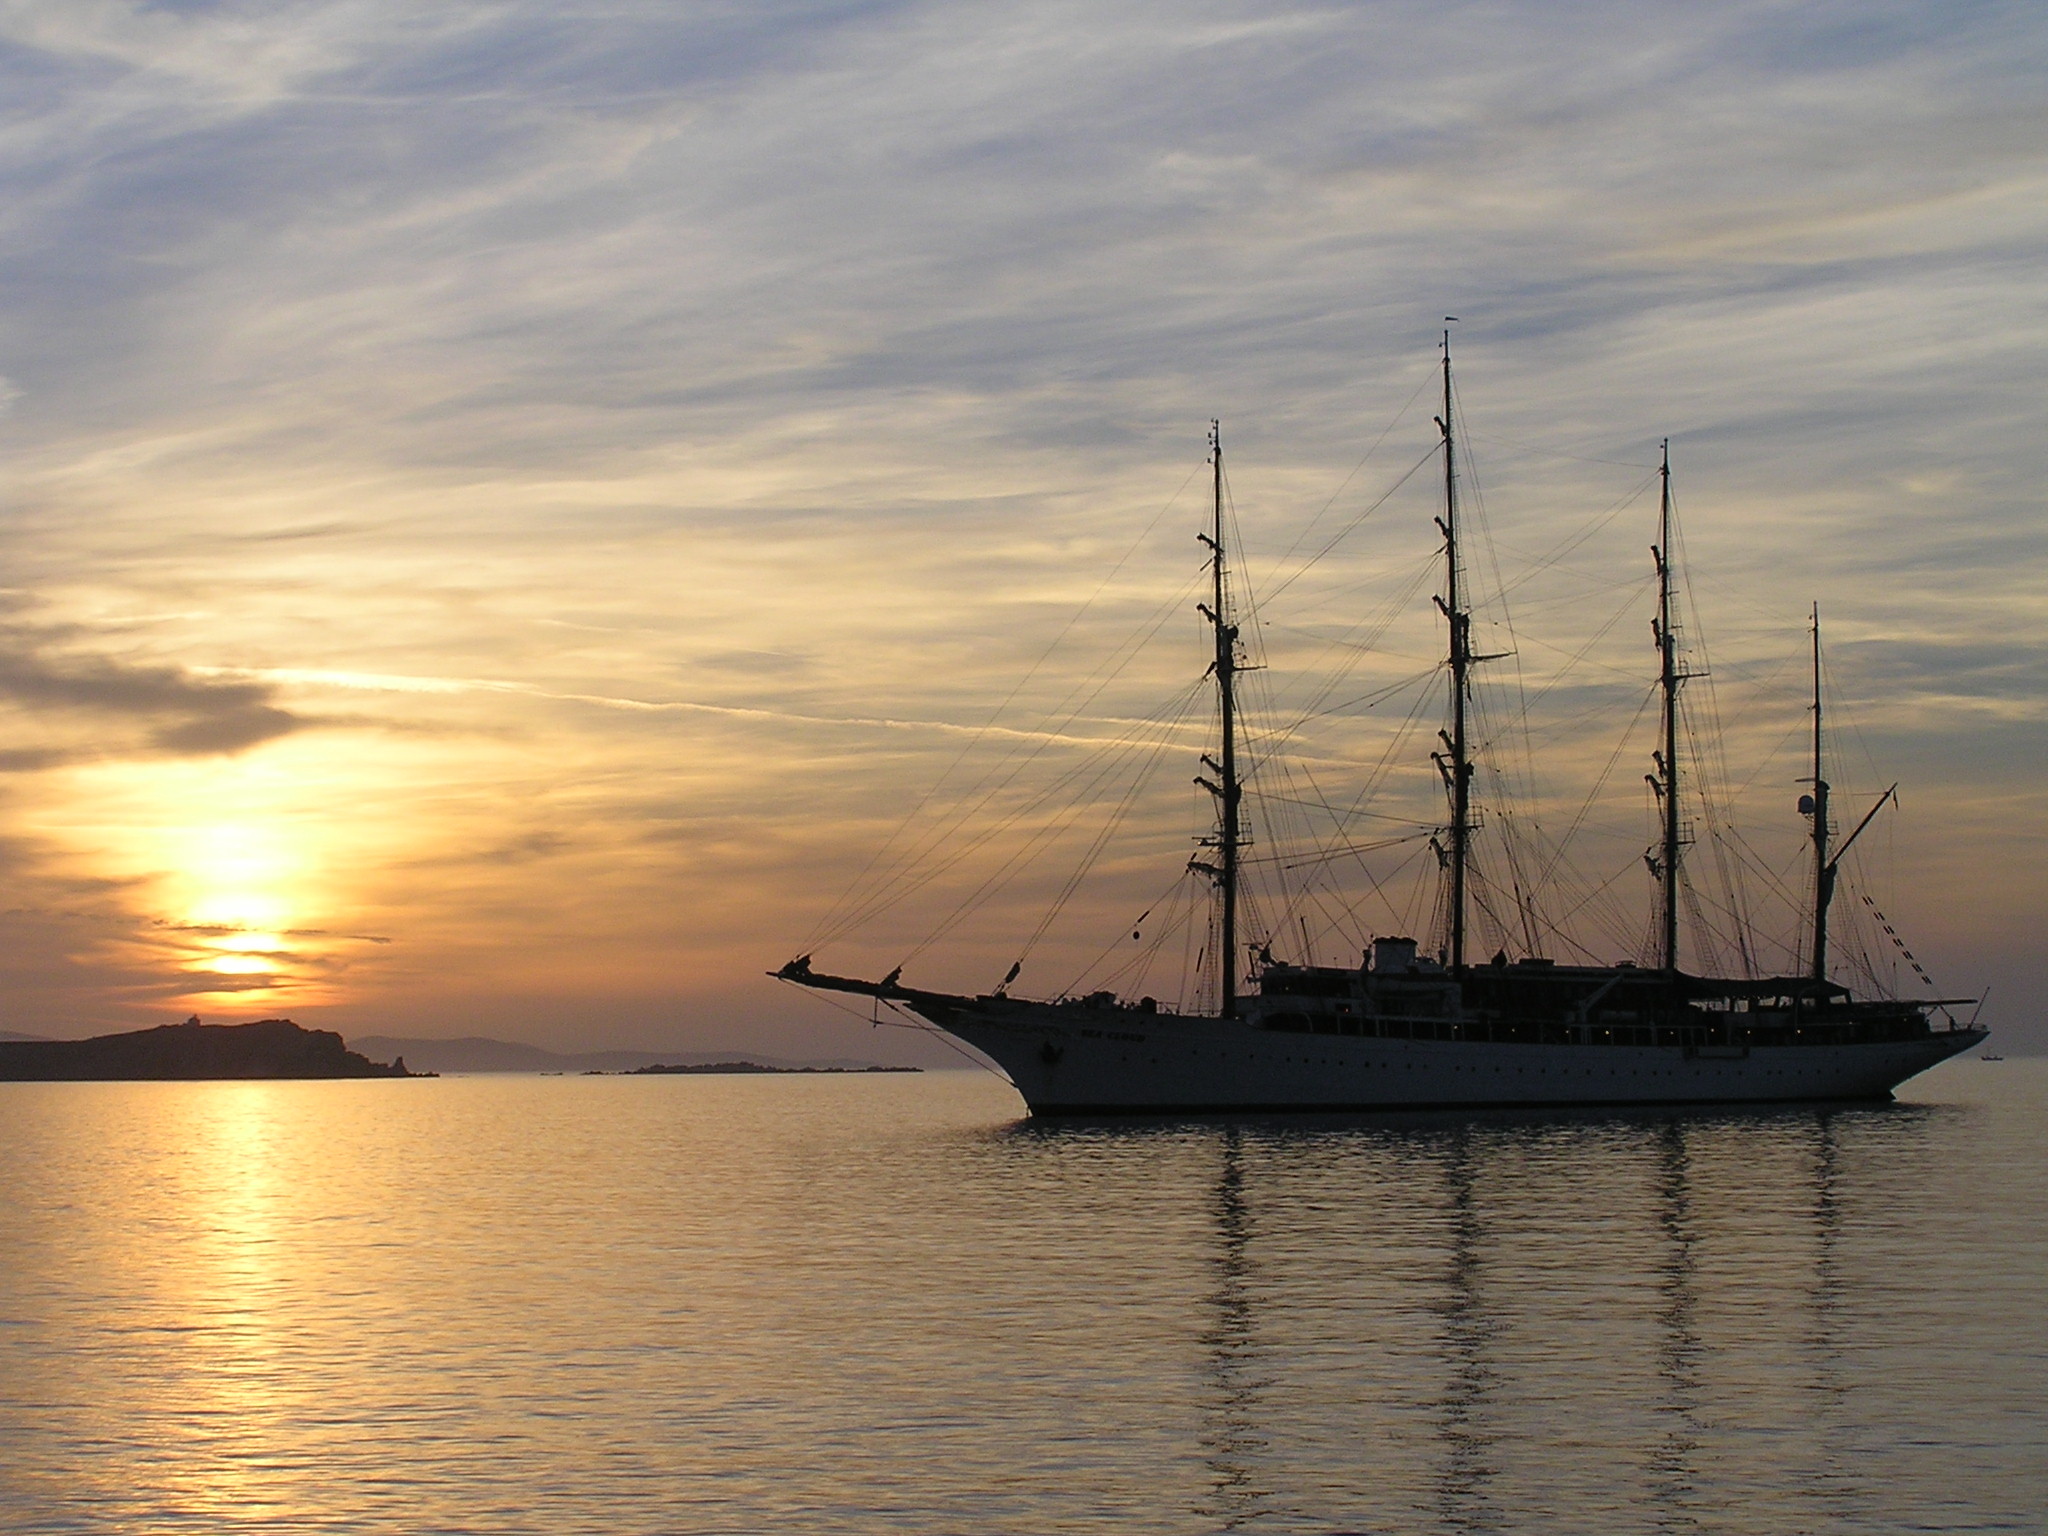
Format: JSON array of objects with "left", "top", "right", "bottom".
[{"left": 928, "top": 999, "right": 1984, "bottom": 1114}]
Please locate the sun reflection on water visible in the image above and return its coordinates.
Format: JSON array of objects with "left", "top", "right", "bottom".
[{"left": 170, "top": 1084, "right": 300, "bottom": 1526}]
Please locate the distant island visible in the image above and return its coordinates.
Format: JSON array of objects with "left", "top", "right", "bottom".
[
  {"left": 0, "top": 1017, "right": 419, "bottom": 1081},
  {"left": 345, "top": 1033, "right": 918, "bottom": 1075},
  {"left": 615, "top": 1062, "right": 921, "bottom": 1075}
]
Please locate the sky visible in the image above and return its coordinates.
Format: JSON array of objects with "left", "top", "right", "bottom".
[{"left": 1, "top": 0, "right": 2043, "bottom": 1060}]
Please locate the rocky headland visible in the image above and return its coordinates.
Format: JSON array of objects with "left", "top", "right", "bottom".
[{"left": 0, "top": 1018, "right": 417, "bottom": 1081}]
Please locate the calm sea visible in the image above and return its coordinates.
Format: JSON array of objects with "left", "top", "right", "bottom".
[{"left": 1, "top": 1060, "right": 2041, "bottom": 1535}]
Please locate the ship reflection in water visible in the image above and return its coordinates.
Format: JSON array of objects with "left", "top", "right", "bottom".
[
  {"left": 1, "top": 1070, "right": 2039, "bottom": 1534},
  {"left": 1016, "top": 1087, "right": 2036, "bottom": 1535}
]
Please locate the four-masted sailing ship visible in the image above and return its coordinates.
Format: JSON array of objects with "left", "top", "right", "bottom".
[{"left": 778, "top": 339, "right": 1986, "bottom": 1112}]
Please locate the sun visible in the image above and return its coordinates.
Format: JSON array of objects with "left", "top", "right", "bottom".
[
  {"left": 184, "top": 828, "right": 294, "bottom": 917},
  {"left": 173, "top": 834, "right": 305, "bottom": 998}
]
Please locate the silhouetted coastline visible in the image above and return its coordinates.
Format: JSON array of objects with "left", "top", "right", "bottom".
[{"left": 0, "top": 1018, "right": 421, "bottom": 1081}]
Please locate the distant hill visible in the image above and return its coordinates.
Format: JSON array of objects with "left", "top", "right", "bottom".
[
  {"left": 0, "top": 1030, "right": 51, "bottom": 1043},
  {"left": 346, "top": 1034, "right": 898, "bottom": 1075},
  {"left": 0, "top": 1019, "right": 416, "bottom": 1081}
]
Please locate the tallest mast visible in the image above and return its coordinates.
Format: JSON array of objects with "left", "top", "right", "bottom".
[
  {"left": 1196, "top": 421, "right": 1243, "bottom": 1017},
  {"left": 1435, "top": 326, "right": 1474, "bottom": 972}
]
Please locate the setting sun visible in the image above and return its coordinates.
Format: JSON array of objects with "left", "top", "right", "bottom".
[{"left": 200, "top": 954, "right": 280, "bottom": 977}]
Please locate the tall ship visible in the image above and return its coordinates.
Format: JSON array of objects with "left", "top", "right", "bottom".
[{"left": 779, "top": 338, "right": 1985, "bottom": 1112}]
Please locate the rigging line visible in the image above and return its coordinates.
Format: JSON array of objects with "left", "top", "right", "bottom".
[
  {"left": 1705, "top": 827, "right": 1760, "bottom": 978},
  {"left": 1250, "top": 652, "right": 1438, "bottom": 758},
  {"left": 1272, "top": 568, "right": 1443, "bottom": 617},
  {"left": 1493, "top": 471, "right": 1663, "bottom": 603},
  {"left": 775, "top": 980, "right": 1005, "bottom": 1078},
  {"left": 818, "top": 571, "right": 1209, "bottom": 941},
  {"left": 1460, "top": 427, "right": 1659, "bottom": 470},
  {"left": 1280, "top": 662, "right": 1442, "bottom": 730},
  {"left": 1505, "top": 583, "right": 1657, "bottom": 627},
  {"left": 822, "top": 725, "right": 1157, "bottom": 941},
  {"left": 1262, "top": 446, "right": 1442, "bottom": 604},
  {"left": 1506, "top": 576, "right": 1655, "bottom": 616},
  {"left": 809, "top": 621, "right": 1194, "bottom": 947},
  {"left": 1241, "top": 678, "right": 1434, "bottom": 791},
  {"left": 1179, "top": 862, "right": 1204, "bottom": 1012},
  {"left": 1825, "top": 650, "right": 1887, "bottom": 789},
  {"left": 1251, "top": 752, "right": 1330, "bottom": 925},
  {"left": 903, "top": 681, "right": 1210, "bottom": 945},
  {"left": 1458, "top": 861, "right": 1503, "bottom": 953},
  {"left": 1676, "top": 608, "right": 1771, "bottom": 973},
  {"left": 1343, "top": 829, "right": 1442, "bottom": 914},
  {"left": 1531, "top": 684, "right": 1659, "bottom": 893},
  {"left": 1253, "top": 753, "right": 1417, "bottom": 909},
  {"left": 1087, "top": 903, "right": 1178, "bottom": 994},
  {"left": 1718, "top": 823, "right": 1806, "bottom": 911},
  {"left": 1857, "top": 889, "right": 1939, "bottom": 995},
  {"left": 878, "top": 997, "right": 1013, "bottom": 1074},
  {"left": 1094, "top": 894, "right": 1191, "bottom": 996},
  {"left": 1244, "top": 555, "right": 1440, "bottom": 752},
  {"left": 1523, "top": 843, "right": 1613, "bottom": 962},
  {"left": 1677, "top": 693, "right": 1744, "bottom": 955},
  {"left": 1219, "top": 456, "right": 1275, "bottom": 685},
  {"left": 1660, "top": 499, "right": 1761, "bottom": 971},
  {"left": 1446, "top": 377, "right": 1547, "bottom": 867},
  {"left": 1259, "top": 624, "right": 1436, "bottom": 661},
  {"left": 1685, "top": 563, "right": 1825, "bottom": 631},
  {"left": 900, "top": 779, "right": 1133, "bottom": 963},
  {"left": 874, "top": 550, "right": 1206, "bottom": 809},
  {"left": 1515, "top": 690, "right": 1657, "bottom": 753},
  {"left": 1354, "top": 837, "right": 1436, "bottom": 937},
  {"left": 1252, "top": 560, "right": 1443, "bottom": 745},
  {"left": 1283, "top": 883, "right": 1343, "bottom": 962},
  {"left": 806, "top": 464, "right": 1202, "bottom": 945},
  {"left": 1266, "top": 537, "right": 1441, "bottom": 651},
  {"left": 1273, "top": 832, "right": 1433, "bottom": 869},
  {"left": 1543, "top": 847, "right": 1638, "bottom": 959},
  {"left": 1308, "top": 881, "right": 1371, "bottom": 958},
  {"left": 1680, "top": 882, "right": 1731, "bottom": 975},
  {"left": 1008, "top": 555, "right": 1211, "bottom": 726},
  {"left": 1019, "top": 682, "right": 1205, "bottom": 959},
  {"left": 1268, "top": 360, "right": 1441, "bottom": 574},
  {"left": 1540, "top": 852, "right": 1644, "bottom": 942},
  {"left": 1674, "top": 687, "right": 1754, "bottom": 971},
  {"left": 1249, "top": 794, "right": 1426, "bottom": 825},
  {"left": 1336, "top": 672, "right": 1443, "bottom": 830},
  {"left": 826, "top": 684, "right": 1204, "bottom": 944},
  {"left": 883, "top": 685, "right": 1205, "bottom": 951},
  {"left": 1069, "top": 866, "right": 1197, "bottom": 1002},
  {"left": 1490, "top": 804, "right": 1547, "bottom": 956},
  {"left": 1064, "top": 867, "right": 1199, "bottom": 994},
  {"left": 1513, "top": 588, "right": 1659, "bottom": 702}
]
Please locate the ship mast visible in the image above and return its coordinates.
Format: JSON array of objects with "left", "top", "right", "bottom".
[
  {"left": 1194, "top": 421, "right": 1244, "bottom": 1017},
  {"left": 1650, "top": 441, "right": 1687, "bottom": 974},
  {"left": 1434, "top": 328, "right": 1474, "bottom": 972},
  {"left": 1801, "top": 608, "right": 1895, "bottom": 990},
  {"left": 1807, "top": 606, "right": 1831, "bottom": 983}
]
